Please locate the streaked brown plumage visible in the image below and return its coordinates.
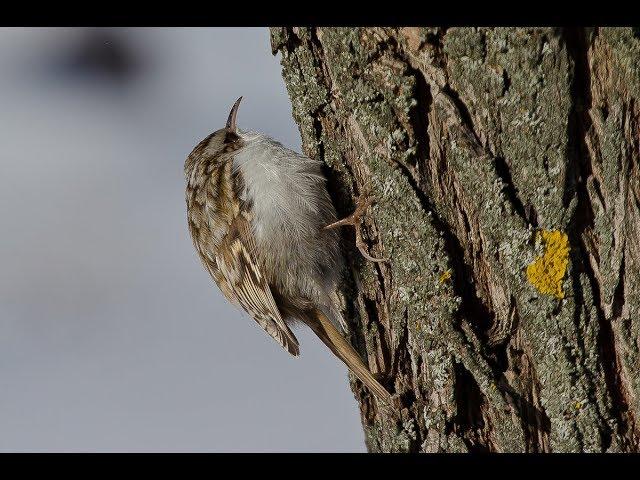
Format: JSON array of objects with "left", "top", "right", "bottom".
[{"left": 184, "top": 97, "right": 391, "bottom": 403}]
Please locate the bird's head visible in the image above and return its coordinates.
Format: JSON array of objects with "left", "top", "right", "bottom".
[{"left": 185, "top": 96, "right": 246, "bottom": 177}]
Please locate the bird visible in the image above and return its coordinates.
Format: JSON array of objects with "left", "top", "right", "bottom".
[{"left": 184, "top": 97, "right": 392, "bottom": 404}]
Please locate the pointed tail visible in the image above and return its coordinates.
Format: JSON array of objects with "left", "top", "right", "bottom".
[{"left": 308, "top": 309, "right": 392, "bottom": 404}]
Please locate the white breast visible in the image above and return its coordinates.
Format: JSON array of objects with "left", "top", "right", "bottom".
[
  {"left": 232, "top": 131, "right": 342, "bottom": 302},
  {"left": 233, "top": 132, "right": 332, "bottom": 244}
]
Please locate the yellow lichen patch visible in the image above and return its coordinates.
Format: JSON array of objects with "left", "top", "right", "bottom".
[
  {"left": 439, "top": 269, "right": 452, "bottom": 283},
  {"left": 526, "top": 230, "right": 570, "bottom": 299}
]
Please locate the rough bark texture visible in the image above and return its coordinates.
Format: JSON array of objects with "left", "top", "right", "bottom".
[{"left": 270, "top": 27, "right": 640, "bottom": 453}]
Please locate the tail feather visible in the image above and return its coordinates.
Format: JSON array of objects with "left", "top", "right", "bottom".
[{"left": 308, "top": 309, "right": 392, "bottom": 404}]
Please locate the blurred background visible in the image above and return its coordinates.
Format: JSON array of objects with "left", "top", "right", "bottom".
[{"left": 0, "top": 27, "right": 365, "bottom": 452}]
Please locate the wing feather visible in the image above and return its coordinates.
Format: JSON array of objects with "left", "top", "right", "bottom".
[{"left": 215, "top": 211, "right": 300, "bottom": 356}]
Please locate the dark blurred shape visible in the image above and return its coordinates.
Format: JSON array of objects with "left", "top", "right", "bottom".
[{"left": 54, "top": 29, "right": 147, "bottom": 86}]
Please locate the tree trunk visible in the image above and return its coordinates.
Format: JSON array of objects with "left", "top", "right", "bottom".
[{"left": 269, "top": 27, "right": 640, "bottom": 453}]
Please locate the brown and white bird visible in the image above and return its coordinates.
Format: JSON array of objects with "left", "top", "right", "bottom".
[{"left": 184, "top": 97, "right": 391, "bottom": 404}]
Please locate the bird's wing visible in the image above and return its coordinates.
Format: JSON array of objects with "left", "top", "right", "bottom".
[{"left": 215, "top": 210, "right": 300, "bottom": 356}]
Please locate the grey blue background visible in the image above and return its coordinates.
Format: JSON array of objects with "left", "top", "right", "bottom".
[{"left": 0, "top": 27, "right": 365, "bottom": 452}]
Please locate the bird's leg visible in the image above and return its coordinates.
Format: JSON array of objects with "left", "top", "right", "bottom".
[{"left": 324, "top": 194, "right": 389, "bottom": 263}]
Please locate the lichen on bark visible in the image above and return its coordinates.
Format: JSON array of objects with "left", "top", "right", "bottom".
[
  {"left": 526, "top": 230, "right": 570, "bottom": 299},
  {"left": 270, "top": 27, "right": 640, "bottom": 452}
]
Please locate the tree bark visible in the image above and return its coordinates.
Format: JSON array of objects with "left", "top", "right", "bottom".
[{"left": 270, "top": 27, "right": 640, "bottom": 453}]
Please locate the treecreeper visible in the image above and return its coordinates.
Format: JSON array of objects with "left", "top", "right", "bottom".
[{"left": 184, "top": 97, "right": 392, "bottom": 404}]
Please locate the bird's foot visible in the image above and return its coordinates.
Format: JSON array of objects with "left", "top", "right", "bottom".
[{"left": 324, "top": 193, "right": 389, "bottom": 263}]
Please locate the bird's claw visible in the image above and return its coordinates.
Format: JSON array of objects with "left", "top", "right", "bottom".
[{"left": 324, "top": 193, "right": 389, "bottom": 264}]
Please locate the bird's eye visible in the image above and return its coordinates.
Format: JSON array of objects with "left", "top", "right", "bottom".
[{"left": 224, "top": 131, "right": 240, "bottom": 144}]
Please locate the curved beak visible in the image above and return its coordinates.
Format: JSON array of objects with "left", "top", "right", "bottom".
[{"left": 225, "top": 96, "right": 243, "bottom": 133}]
